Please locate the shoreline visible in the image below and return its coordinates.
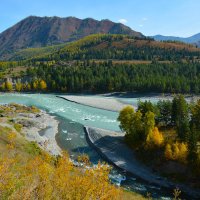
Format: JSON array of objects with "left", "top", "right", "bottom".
[
  {"left": 1, "top": 91, "right": 200, "bottom": 97},
  {"left": 57, "top": 95, "right": 132, "bottom": 112},
  {"left": 22, "top": 110, "right": 62, "bottom": 156},
  {"left": 57, "top": 93, "right": 200, "bottom": 113},
  {"left": 84, "top": 126, "right": 200, "bottom": 199}
]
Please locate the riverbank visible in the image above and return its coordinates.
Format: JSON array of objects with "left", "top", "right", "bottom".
[
  {"left": 0, "top": 104, "right": 132, "bottom": 200},
  {"left": 57, "top": 93, "right": 200, "bottom": 113},
  {"left": 22, "top": 110, "right": 62, "bottom": 155},
  {"left": 0, "top": 103, "right": 61, "bottom": 156},
  {"left": 58, "top": 95, "right": 132, "bottom": 112},
  {"left": 85, "top": 126, "right": 200, "bottom": 199}
]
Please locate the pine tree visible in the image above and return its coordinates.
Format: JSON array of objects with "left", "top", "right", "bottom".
[
  {"left": 171, "top": 95, "right": 190, "bottom": 141},
  {"left": 144, "top": 111, "right": 155, "bottom": 137},
  {"left": 188, "top": 125, "right": 198, "bottom": 165},
  {"left": 191, "top": 99, "right": 200, "bottom": 134}
]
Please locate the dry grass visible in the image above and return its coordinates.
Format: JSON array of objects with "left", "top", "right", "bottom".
[{"left": 122, "top": 190, "right": 146, "bottom": 200}]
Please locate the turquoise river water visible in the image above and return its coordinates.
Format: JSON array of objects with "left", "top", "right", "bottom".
[{"left": 0, "top": 93, "right": 188, "bottom": 200}]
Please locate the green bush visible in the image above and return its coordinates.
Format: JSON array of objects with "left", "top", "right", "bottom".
[
  {"left": 25, "top": 141, "right": 42, "bottom": 156},
  {"left": 14, "top": 123, "right": 23, "bottom": 132}
]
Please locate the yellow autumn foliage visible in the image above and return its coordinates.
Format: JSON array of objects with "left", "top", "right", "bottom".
[
  {"left": 32, "top": 79, "right": 39, "bottom": 90},
  {"left": 0, "top": 151, "right": 122, "bottom": 200},
  {"left": 39, "top": 80, "right": 47, "bottom": 91},
  {"left": 6, "top": 132, "right": 17, "bottom": 149},
  {"left": 15, "top": 82, "right": 23, "bottom": 92},
  {"left": 165, "top": 144, "right": 173, "bottom": 160},
  {"left": 5, "top": 81, "right": 13, "bottom": 91},
  {"left": 146, "top": 127, "right": 164, "bottom": 148},
  {"left": 164, "top": 142, "right": 188, "bottom": 163}
]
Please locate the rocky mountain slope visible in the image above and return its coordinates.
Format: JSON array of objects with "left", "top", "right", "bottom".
[{"left": 0, "top": 16, "right": 143, "bottom": 60}]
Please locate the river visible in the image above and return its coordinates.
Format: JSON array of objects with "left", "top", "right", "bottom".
[{"left": 0, "top": 93, "right": 179, "bottom": 199}]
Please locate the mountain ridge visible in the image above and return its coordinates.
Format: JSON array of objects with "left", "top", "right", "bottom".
[
  {"left": 0, "top": 16, "right": 143, "bottom": 60},
  {"left": 152, "top": 33, "right": 200, "bottom": 47},
  {"left": 29, "top": 34, "right": 200, "bottom": 62}
]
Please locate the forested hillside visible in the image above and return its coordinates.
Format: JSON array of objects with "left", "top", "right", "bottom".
[
  {"left": 1, "top": 34, "right": 200, "bottom": 94},
  {"left": 9, "top": 43, "right": 66, "bottom": 61},
  {"left": 25, "top": 61, "right": 200, "bottom": 93},
  {"left": 2, "top": 60, "right": 200, "bottom": 94},
  {"left": 34, "top": 34, "right": 200, "bottom": 62}
]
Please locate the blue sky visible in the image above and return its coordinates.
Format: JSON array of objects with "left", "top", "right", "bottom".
[{"left": 0, "top": 0, "right": 200, "bottom": 37}]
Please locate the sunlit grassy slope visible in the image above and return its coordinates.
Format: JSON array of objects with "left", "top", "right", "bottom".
[{"left": 0, "top": 104, "right": 146, "bottom": 200}]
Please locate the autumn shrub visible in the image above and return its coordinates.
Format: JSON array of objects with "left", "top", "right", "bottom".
[
  {"left": 165, "top": 144, "right": 173, "bottom": 160},
  {"left": 164, "top": 142, "right": 188, "bottom": 163},
  {"left": 146, "top": 127, "right": 164, "bottom": 148},
  {"left": 0, "top": 150, "right": 122, "bottom": 200},
  {"left": 77, "top": 153, "right": 91, "bottom": 165}
]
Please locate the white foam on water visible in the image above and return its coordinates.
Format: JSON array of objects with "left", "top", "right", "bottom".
[
  {"left": 73, "top": 108, "right": 81, "bottom": 113},
  {"left": 68, "top": 132, "right": 78, "bottom": 136},
  {"left": 65, "top": 138, "right": 72, "bottom": 141},
  {"left": 62, "top": 130, "right": 68, "bottom": 133},
  {"left": 134, "top": 184, "right": 147, "bottom": 192},
  {"left": 102, "top": 119, "right": 116, "bottom": 123},
  {"left": 161, "top": 197, "right": 171, "bottom": 200},
  {"left": 55, "top": 108, "right": 65, "bottom": 112},
  {"left": 109, "top": 174, "right": 126, "bottom": 186},
  {"left": 148, "top": 185, "right": 161, "bottom": 190}
]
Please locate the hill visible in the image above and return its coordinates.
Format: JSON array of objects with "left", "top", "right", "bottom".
[
  {"left": 0, "top": 16, "right": 143, "bottom": 60},
  {"left": 34, "top": 34, "right": 200, "bottom": 61},
  {"left": 9, "top": 43, "right": 66, "bottom": 61},
  {"left": 152, "top": 33, "right": 200, "bottom": 47},
  {"left": 196, "top": 40, "right": 200, "bottom": 48}
]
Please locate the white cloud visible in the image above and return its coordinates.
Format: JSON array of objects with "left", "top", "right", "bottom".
[{"left": 118, "top": 19, "right": 128, "bottom": 24}]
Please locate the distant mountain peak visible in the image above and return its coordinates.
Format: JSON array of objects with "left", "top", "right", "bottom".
[
  {"left": 152, "top": 33, "right": 200, "bottom": 47},
  {"left": 0, "top": 16, "right": 144, "bottom": 59}
]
